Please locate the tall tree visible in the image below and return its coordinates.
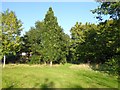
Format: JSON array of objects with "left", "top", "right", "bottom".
[
  {"left": 42, "top": 7, "right": 68, "bottom": 66},
  {"left": 23, "top": 24, "right": 45, "bottom": 64},
  {"left": 2, "top": 9, "right": 23, "bottom": 67},
  {"left": 92, "top": 2, "right": 120, "bottom": 55},
  {"left": 0, "top": 13, "right": 2, "bottom": 61},
  {"left": 91, "top": 1, "right": 120, "bottom": 74},
  {"left": 23, "top": 7, "right": 70, "bottom": 65},
  {"left": 70, "top": 22, "right": 85, "bottom": 63},
  {"left": 70, "top": 1, "right": 120, "bottom": 65},
  {"left": 70, "top": 22, "right": 98, "bottom": 63}
]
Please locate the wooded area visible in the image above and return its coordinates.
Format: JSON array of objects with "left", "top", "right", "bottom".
[{"left": 1, "top": 2, "right": 120, "bottom": 75}]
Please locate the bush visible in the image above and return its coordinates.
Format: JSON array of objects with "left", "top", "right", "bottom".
[
  {"left": 29, "top": 55, "right": 41, "bottom": 64},
  {"left": 105, "top": 55, "right": 119, "bottom": 75}
]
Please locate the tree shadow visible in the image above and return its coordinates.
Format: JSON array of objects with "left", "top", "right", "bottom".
[
  {"left": 89, "top": 63, "right": 109, "bottom": 73},
  {"left": 41, "top": 78, "right": 54, "bottom": 88},
  {"left": 35, "top": 78, "right": 83, "bottom": 89},
  {"left": 71, "top": 84, "right": 83, "bottom": 88},
  {"left": 34, "top": 78, "right": 55, "bottom": 89},
  {"left": 3, "top": 84, "right": 14, "bottom": 90}
]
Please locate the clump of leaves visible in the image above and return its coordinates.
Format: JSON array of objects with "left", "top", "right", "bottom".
[{"left": 105, "top": 55, "right": 119, "bottom": 75}]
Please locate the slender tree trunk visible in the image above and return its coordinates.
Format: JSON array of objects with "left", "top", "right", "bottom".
[
  {"left": 44, "top": 61, "right": 46, "bottom": 65},
  {"left": 3, "top": 55, "right": 6, "bottom": 68},
  {"left": 50, "top": 61, "right": 52, "bottom": 66}
]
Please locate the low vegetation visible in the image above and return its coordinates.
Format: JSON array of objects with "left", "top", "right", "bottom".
[{"left": 2, "top": 64, "right": 118, "bottom": 88}]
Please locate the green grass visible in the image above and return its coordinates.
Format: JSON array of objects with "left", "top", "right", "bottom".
[{"left": 2, "top": 64, "right": 118, "bottom": 88}]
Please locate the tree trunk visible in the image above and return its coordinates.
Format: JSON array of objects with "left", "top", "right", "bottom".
[
  {"left": 50, "top": 61, "right": 52, "bottom": 66},
  {"left": 44, "top": 61, "right": 46, "bottom": 65},
  {"left": 3, "top": 55, "right": 6, "bottom": 68}
]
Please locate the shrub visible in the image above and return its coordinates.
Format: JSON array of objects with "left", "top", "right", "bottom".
[
  {"left": 29, "top": 54, "right": 40, "bottom": 64},
  {"left": 105, "top": 55, "right": 119, "bottom": 75}
]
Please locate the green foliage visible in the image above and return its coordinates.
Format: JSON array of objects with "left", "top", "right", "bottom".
[
  {"left": 0, "top": 13, "right": 2, "bottom": 60},
  {"left": 91, "top": 1, "right": 120, "bottom": 75},
  {"left": 105, "top": 55, "right": 119, "bottom": 75},
  {"left": 70, "top": 22, "right": 99, "bottom": 63},
  {"left": 2, "top": 9, "right": 23, "bottom": 57},
  {"left": 69, "top": 2, "right": 120, "bottom": 72},
  {"left": 29, "top": 55, "right": 41, "bottom": 64},
  {"left": 70, "top": 19, "right": 119, "bottom": 66},
  {"left": 22, "top": 7, "right": 70, "bottom": 64},
  {"left": 92, "top": 2, "right": 120, "bottom": 20},
  {"left": 42, "top": 7, "right": 67, "bottom": 63}
]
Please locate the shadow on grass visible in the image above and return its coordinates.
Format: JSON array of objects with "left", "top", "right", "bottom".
[
  {"left": 89, "top": 64, "right": 111, "bottom": 74},
  {"left": 76, "top": 71, "right": 116, "bottom": 88},
  {"left": 72, "top": 84, "right": 83, "bottom": 88},
  {"left": 40, "top": 78, "right": 55, "bottom": 89},
  {"left": 33, "top": 78, "right": 55, "bottom": 89},
  {"left": 4, "top": 84, "right": 14, "bottom": 90},
  {"left": 34, "top": 78, "right": 83, "bottom": 89}
]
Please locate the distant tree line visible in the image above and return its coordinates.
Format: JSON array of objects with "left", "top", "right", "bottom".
[{"left": 1, "top": 2, "right": 120, "bottom": 74}]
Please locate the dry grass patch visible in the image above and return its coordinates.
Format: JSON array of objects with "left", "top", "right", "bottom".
[
  {"left": 69, "top": 64, "right": 92, "bottom": 70},
  {"left": 5, "top": 64, "right": 43, "bottom": 68},
  {"left": 4, "top": 64, "right": 61, "bottom": 68}
]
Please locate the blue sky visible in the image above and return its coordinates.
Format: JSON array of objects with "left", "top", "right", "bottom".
[{"left": 2, "top": 2, "right": 100, "bottom": 36}]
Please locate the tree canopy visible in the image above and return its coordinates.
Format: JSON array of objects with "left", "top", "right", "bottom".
[
  {"left": 23, "top": 7, "right": 70, "bottom": 65},
  {"left": 2, "top": 9, "right": 23, "bottom": 67}
]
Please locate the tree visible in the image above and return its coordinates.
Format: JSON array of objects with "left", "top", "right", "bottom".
[
  {"left": 69, "top": 1, "right": 120, "bottom": 65},
  {"left": 23, "top": 7, "right": 70, "bottom": 65},
  {"left": 92, "top": 2, "right": 120, "bottom": 56},
  {"left": 0, "top": 13, "right": 2, "bottom": 61},
  {"left": 92, "top": 1, "right": 120, "bottom": 20},
  {"left": 23, "top": 24, "right": 45, "bottom": 64},
  {"left": 70, "top": 20, "right": 119, "bottom": 65},
  {"left": 70, "top": 22, "right": 99, "bottom": 63},
  {"left": 91, "top": 1, "right": 120, "bottom": 74},
  {"left": 2, "top": 9, "right": 23, "bottom": 67},
  {"left": 70, "top": 22, "right": 85, "bottom": 63},
  {"left": 41, "top": 7, "right": 69, "bottom": 66}
]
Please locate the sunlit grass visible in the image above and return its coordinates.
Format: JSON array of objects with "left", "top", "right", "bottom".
[{"left": 2, "top": 64, "right": 118, "bottom": 88}]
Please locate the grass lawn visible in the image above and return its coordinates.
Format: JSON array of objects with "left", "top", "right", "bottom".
[{"left": 2, "top": 64, "right": 118, "bottom": 88}]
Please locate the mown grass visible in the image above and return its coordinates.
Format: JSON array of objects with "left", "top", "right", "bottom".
[{"left": 2, "top": 64, "right": 118, "bottom": 88}]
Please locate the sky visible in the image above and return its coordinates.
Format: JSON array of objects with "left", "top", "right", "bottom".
[{"left": 2, "top": 2, "right": 100, "bottom": 36}]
